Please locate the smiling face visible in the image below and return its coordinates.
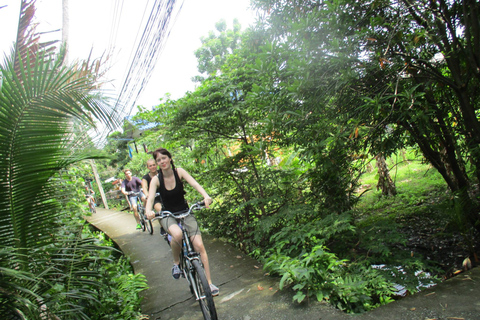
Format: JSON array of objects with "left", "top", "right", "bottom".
[
  {"left": 155, "top": 153, "right": 171, "bottom": 170},
  {"left": 146, "top": 159, "right": 157, "bottom": 173}
]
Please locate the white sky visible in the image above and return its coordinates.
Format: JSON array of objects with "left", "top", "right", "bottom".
[{"left": 0, "top": 0, "right": 257, "bottom": 111}]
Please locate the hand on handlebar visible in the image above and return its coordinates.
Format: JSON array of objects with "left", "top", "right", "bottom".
[
  {"left": 203, "top": 197, "right": 212, "bottom": 208},
  {"left": 146, "top": 210, "right": 155, "bottom": 220}
]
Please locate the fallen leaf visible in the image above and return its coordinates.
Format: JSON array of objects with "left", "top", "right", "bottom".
[
  {"left": 269, "top": 287, "right": 273, "bottom": 290},
  {"left": 253, "top": 265, "right": 259, "bottom": 269},
  {"left": 461, "top": 275, "right": 473, "bottom": 281},
  {"left": 230, "top": 265, "right": 234, "bottom": 268},
  {"left": 236, "top": 255, "right": 242, "bottom": 259},
  {"left": 410, "top": 307, "right": 416, "bottom": 311},
  {"left": 453, "top": 269, "right": 462, "bottom": 275},
  {"left": 257, "top": 285, "right": 264, "bottom": 291}
]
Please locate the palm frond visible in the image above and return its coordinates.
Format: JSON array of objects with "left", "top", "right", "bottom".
[
  {"left": 0, "top": 0, "right": 117, "bottom": 251},
  {"left": 0, "top": 1, "right": 132, "bottom": 317}
]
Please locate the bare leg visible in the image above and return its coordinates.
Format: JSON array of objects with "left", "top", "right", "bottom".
[
  {"left": 191, "top": 235, "right": 212, "bottom": 284},
  {"left": 132, "top": 204, "right": 140, "bottom": 224},
  {"left": 168, "top": 224, "right": 183, "bottom": 265}
]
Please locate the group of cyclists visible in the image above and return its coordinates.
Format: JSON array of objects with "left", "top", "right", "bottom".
[{"left": 118, "top": 148, "right": 219, "bottom": 297}]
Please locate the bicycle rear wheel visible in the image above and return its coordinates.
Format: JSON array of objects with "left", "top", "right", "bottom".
[
  {"left": 192, "top": 259, "right": 217, "bottom": 320},
  {"left": 138, "top": 211, "right": 146, "bottom": 232}
]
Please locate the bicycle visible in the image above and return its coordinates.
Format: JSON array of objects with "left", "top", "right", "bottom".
[
  {"left": 151, "top": 202, "right": 218, "bottom": 320},
  {"left": 86, "top": 195, "right": 96, "bottom": 214},
  {"left": 128, "top": 191, "right": 153, "bottom": 235}
]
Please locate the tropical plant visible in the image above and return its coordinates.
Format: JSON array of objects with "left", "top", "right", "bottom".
[
  {"left": 251, "top": 0, "right": 480, "bottom": 232},
  {"left": 0, "top": 1, "right": 149, "bottom": 318}
]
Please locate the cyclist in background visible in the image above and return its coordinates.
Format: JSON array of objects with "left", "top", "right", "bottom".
[
  {"left": 85, "top": 186, "right": 96, "bottom": 213},
  {"left": 145, "top": 148, "right": 219, "bottom": 296},
  {"left": 142, "top": 158, "right": 167, "bottom": 235},
  {"left": 141, "top": 158, "right": 159, "bottom": 207},
  {"left": 121, "top": 169, "right": 145, "bottom": 230}
]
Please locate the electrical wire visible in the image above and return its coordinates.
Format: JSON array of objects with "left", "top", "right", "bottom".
[{"left": 94, "top": 0, "right": 184, "bottom": 146}]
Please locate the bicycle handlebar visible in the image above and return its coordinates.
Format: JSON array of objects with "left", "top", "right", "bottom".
[{"left": 152, "top": 201, "right": 205, "bottom": 221}]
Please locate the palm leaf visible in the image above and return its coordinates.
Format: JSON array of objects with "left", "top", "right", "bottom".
[
  {"left": 0, "top": 1, "right": 125, "bottom": 318},
  {"left": 0, "top": 0, "right": 116, "bottom": 252}
]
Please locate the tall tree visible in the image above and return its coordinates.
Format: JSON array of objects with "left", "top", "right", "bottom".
[
  {"left": 252, "top": 0, "right": 480, "bottom": 231},
  {"left": 193, "top": 19, "right": 243, "bottom": 81}
]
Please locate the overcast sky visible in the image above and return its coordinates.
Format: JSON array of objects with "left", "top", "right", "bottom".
[{"left": 0, "top": 0, "right": 257, "bottom": 111}]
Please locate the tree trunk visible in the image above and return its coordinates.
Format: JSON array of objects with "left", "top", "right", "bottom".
[{"left": 376, "top": 154, "right": 397, "bottom": 196}]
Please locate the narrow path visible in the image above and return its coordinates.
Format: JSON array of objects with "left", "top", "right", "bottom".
[
  {"left": 85, "top": 208, "right": 347, "bottom": 320},
  {"left": 85, "top": 208, "right": 480, "bottom": 320}
]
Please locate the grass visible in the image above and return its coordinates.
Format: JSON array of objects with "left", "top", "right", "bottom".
[
  {"left": 351, "top": 149, "right": 479, "bottom": 277},
  {"left": 356, "top": 151, "right": 449, "bottom": 219}
]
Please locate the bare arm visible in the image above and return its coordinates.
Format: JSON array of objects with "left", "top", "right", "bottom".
[
  {"left": 146, "top": 176, "right": 160, "bottom": 219},
  {"left": 141, "top": 178, "right": 149, "bottom": 197},
  {"left": 177, "top": 168, "right": 212, "bottom": 208},
  {"left": 121, "top": 186, "right": 131, "bottom": 207}
]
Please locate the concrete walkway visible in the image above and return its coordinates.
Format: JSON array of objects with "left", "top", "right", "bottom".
[{"left": 85, "top": 208, "right": 480, "bottom": 320}]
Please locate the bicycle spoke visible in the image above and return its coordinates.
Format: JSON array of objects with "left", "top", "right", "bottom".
[{"left": 192, "top": 259, "right": 217, "bottom": 320}]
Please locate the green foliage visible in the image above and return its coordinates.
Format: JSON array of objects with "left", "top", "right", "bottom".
[
  {"left": 118, "top": 0, "right": 480, "bottom": 314},
  {"left": 194, "top": 19, "right": 243, "bottom": 80},
  {"left": 78, "top": 228, "right": 149, "bottom": 319},
  {"left": 0, "top": 3, "right": 146, "bottom": 317},
  {"left": 264, "top": 245, "right": 396, "bottom": 313},
  {"left": 0, "top": 166, "right": 148, "bottom": 319},
  {"left": 266, "top": 210, "right": 355, "bottom": 257}
]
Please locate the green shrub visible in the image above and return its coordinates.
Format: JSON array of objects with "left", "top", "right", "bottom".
[{"left": 263, "top": 245, "right": 396, "bottom": 313}]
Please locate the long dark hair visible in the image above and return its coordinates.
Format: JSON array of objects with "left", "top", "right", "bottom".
[{"left": 152, "top": 148, "right": 176, "bottom": 170}]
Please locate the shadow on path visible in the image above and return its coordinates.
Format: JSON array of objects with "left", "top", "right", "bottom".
[{"left": 85, "top": 208, "right": 480, "bottom": 320}]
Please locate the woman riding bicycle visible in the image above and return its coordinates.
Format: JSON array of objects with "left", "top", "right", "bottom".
[{"left": 145, "top": 148, "right": 219, "bottom": 296}]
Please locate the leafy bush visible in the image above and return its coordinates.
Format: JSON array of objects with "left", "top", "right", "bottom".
[
  {"left": 0, "top": 167, "right": 148, "bottom": 319},
  {"left": 264, "top": 244, "right": 396, "bottom": 313},
  {"left": 81, "top": 228, "right": 149, "bottom": 319}
]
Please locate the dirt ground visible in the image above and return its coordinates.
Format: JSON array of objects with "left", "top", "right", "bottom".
[{"left": 398, "top": 212, "right": 480, "bottom": 279}]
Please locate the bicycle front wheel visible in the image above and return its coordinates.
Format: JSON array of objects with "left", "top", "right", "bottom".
[
  {"left": 146, "top": 218, "right": 153, "bottom": 235},
  {"left": 192, "top": 259, "right": 217, "bottom": 320}
]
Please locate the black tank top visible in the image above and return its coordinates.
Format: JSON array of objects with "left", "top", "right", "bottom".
[
  {"left": 157, "top": 169, "right": 188, "bottom": 212},
  {"left": 142, "top": 172, "right": 153, "bottom": 188}
]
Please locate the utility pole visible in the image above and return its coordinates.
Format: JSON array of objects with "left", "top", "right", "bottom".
[
  {"left": 90, "top": 160, "right": 109, "bottom": 209},
  {"left": 62, "top": 0, "right": 69, "bottom": 61}
]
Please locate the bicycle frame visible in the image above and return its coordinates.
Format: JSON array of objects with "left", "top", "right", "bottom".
[
  {"left": 152, "top": 202, "right": 217, "bottom": 320},
  {"left": 128, "top": 191, "right": 153, "bottom": 234},
  {"left": 178, "top": 218, "right": 204, "bottom": 300},
  {"left": 154, "top": 206, "right": 203, "bottom": 299}
]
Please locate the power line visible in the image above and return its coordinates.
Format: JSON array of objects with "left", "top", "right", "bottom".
[
  {"left": 95, "top": 0, "right": 184, "bottom": 146},
  {"left": 115, "top": 0, "right": 184, "bottom": 117}
]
